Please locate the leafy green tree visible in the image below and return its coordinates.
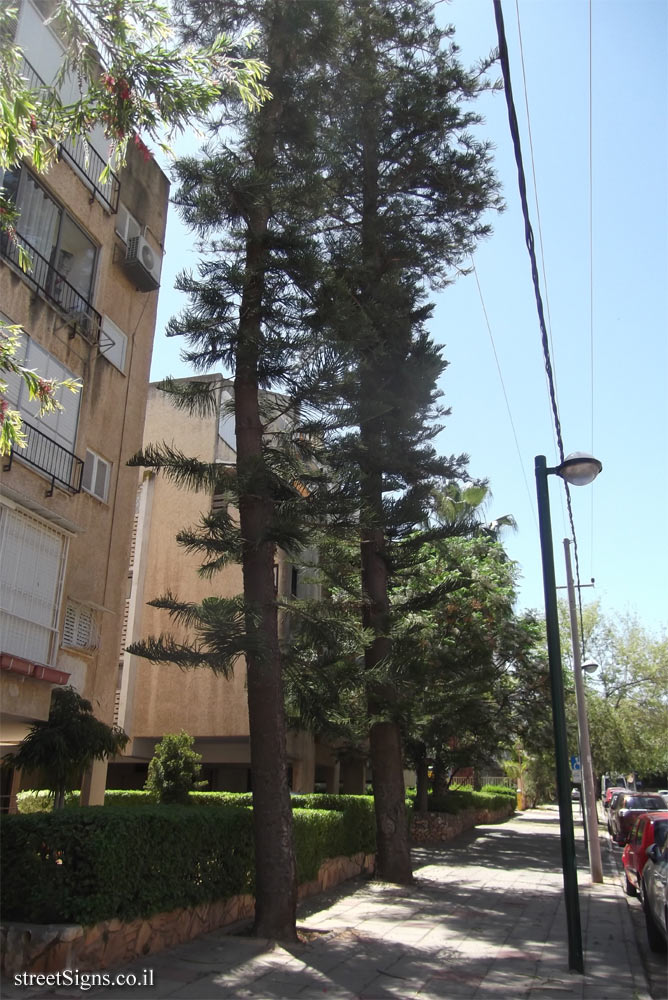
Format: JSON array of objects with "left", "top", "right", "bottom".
[
  {"left": 127, "top": 0, "right": 337, "bottom": 941},
  {"left": 560, "top": 601, "right": 668, "bottom": 781},
  {"left": 392, "top": 490, "right": 550, "bottom": 807},
  {"left": 2, "top": 687, "right": 128, "bottom": 809},
  {"left": 306, "top": 0, "right": 502, "bottom": 882},
  {"left": 145, "top": 730, "right": 205, "bottom": 804}
]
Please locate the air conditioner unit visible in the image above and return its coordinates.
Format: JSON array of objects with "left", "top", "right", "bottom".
[{"left": 124, "top": 235, "right": 161, "bottom": 292}]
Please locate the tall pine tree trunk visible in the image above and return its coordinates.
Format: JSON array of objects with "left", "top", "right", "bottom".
[
  {"left": 235, "top": 4, "right": 297, "bottom": 939},
  {"left": 355, "top": 23, "right": 412, "bottom": 881},
  {"left": 359, "top": 433, "right": 413, "bottom": 883}
]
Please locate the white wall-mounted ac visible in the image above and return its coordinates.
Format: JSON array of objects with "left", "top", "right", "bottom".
[{"left": 124, "top": 235, "right": 161, "bottom": 292}]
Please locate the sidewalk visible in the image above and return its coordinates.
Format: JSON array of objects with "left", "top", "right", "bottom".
[{"left": 2, "top": 805, "right": 655, "bottom": 999}]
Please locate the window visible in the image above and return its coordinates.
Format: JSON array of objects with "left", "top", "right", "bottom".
[
  {"left": 82, "top": 450, "right": 111, "bottom": 502},
  {"left": 99, "top": 316, "right": 128, "bottom": 373},
  {"left": 5, "top": 168, "right": 98, "bottom": 305},
  {"left": 62, "top": 601, "right": 99, "bottom": 650},
  {"left": 218, "top": 389, "right": 236, "bottom": 451},
  {"left": 0, "top": 503, "right": 68, "bottom": 665},
  {"left": 115, "top": 203, "right": 142, "bottom": 244},
  {"left": 1, "top": 328, "right": 81, "bottom": 454},
  {"left": 211, "top": 494, "right": 228, "bottom": 516}
]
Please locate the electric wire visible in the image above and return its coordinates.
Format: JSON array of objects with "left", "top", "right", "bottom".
[
  {"left": 514, "top": 1, "right": 560, "bottom": 430},
  {"left": 471, "top": 260, "right": 538, "bottom": 531},
  {"left": 493, "top": 0, "right": 588, "bottom": 648}
]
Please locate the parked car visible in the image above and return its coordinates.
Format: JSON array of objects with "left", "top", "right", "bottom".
[
  {"left": 606, "top": 790, "right": 626, "bottom": 831},
  {"left": 656, "top": 789, "right": 668, "bottom": 807},
  {"left": 609, "top": 793, "right": 667, "bottom": 846},
  {"left": 604, "top": 785, "right": 627, "bottom": 811},
  {"left": 641, "top": 826, "right": 668, "bottom": 953},
  {"left": 622, "top": 811, "right": 668, "bottom": 897}
]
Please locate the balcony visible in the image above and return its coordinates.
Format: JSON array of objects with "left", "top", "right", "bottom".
[
  {"left": 1, "top": 229, "right": 101, "bottom": 345},
  {"left": 3, "top": 417, "right": 84, "bottom": 495},
  {"left": 18, "top": 54, "right": 120, "bottom": 214}
]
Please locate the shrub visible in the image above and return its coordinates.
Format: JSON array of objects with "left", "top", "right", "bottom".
[
  {"left": 16, "top": 791, "right": 80, "bottom": 813},
  {"left": 144, "top": 731, "right": 205, "bottom": 805},
  {"left": 1, "top": 797, "right": 377, "bottom": 926},
  {"left": 189, "top": 791, "right": 253, "bottom": 808},
  {"left": 427, "top": 788, "right": 515, "bottom": 814},
  {"left": 480, "top": 784, "right": 517, "bottom": 797},
  {"left": 1, "top": 806, "right": 255, "bottom": 925},
  {"left": 103, "top": 790, "right": 154, "bottom": 808}
]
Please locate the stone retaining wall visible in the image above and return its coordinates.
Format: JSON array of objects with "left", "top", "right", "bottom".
[
  {"left": 1, "top": 852, "right": 375, "bottom": 978},
  {"left": 410, "top": 804, "right": 514, "bottom": 844}
]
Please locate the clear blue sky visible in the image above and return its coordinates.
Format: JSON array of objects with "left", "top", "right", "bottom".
[{"left": 150, "top": 0, "right": 668, "bottom": 634}]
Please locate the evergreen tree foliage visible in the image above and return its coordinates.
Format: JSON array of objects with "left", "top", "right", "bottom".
[
  {"left": 1, "top": 687, "right": 128, "bottom": 809},
  {"left": 284, "top": 488, "right": 550, "bottom": 813},
  {"left": 128, "top": 0, "right": 338, "bottom": 941},
  {"left": 302, "top": 0, "right": 503, "bottom": 883},
  {"left": 145, "top": 730, "right": 205, "bottom": 804}
]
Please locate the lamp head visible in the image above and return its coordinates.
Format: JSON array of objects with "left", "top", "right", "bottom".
[
  {"left": 556, "top": 452, "right": 602, "bottom": 487},
  {"left": 582, "top": 659, "right": 599, "bottom": 674}
]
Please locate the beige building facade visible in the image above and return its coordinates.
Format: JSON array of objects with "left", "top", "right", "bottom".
[
  {"left": 110, "top": 378, "right": 368, "bottom": 795},
  {"left": 0, "top": 0, "right": 169, "bottom": 807}
]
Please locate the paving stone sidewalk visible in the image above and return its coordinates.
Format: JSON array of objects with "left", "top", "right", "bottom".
[{"left": 2, "top": 805, "right": 656, "bottom": 1000}]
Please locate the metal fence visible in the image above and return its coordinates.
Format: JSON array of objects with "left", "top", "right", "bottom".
[
  {"left": 18, "top": 54, "right": 120, "bottom": 213},
  {"left": 4, "top": 418, "right": 84, "bottom": 495},
  {"left": 1, "top": 231, "right": 101, "bottom": 345}
]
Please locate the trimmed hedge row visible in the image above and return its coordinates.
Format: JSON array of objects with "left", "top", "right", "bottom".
[
  {"left": 405, "top": 786, "right": 517, "bottom": 815},
  {"left": 1, "top": 802, "right": 376, "bottom": 926},
  {"left": 16, "top": 790, "right": 378, "bottom": 812}
]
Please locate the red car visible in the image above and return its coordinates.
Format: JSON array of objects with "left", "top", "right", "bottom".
[
  {"left": 609, "top": 793, "right": 667, "bottom": 846},
  {"left": 622, "top": 811, "right": 668, "bottom": 897},
  {"left": 604, "top": 785, "right": 627, "bottom": 810}
]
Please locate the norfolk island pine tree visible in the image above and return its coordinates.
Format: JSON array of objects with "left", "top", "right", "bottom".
[
  {"left": 127, "top": 0, "right": 339, "bottom": 941},
  {"left": 301, "top": 0, "right": 503, "bottom": 882}
]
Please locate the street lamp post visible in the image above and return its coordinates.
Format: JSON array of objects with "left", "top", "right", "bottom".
[
  {"left": 535, "top": 452, "right": 602, "bottom": 974},
  {"left": 563, "top": 537, "right": 603, "bottom": 884}
]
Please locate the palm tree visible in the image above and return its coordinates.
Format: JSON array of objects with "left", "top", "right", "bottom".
[{"left": 2, "top": 687, "right": 128, "bottom": 809}]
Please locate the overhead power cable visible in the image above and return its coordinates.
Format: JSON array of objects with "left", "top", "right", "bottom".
[
  {"left": 493, "top": 0, "right": 587, "bottom": 652},
  {"left": 471, "top": 260, "right": 538, "bottom": 531}
]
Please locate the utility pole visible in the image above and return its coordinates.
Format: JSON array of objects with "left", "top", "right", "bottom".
[{"left": 563, "top": 538, "right": 603, "bottom": 883}]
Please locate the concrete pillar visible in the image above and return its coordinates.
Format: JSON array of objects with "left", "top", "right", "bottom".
[
  {"left": 7, "top": 768, "right": 22, "bottom": 814},
  {"left": 341, "top": 758, "right": 367, "bottom": 794},
  {"left": 80, "top": 758, "right": 108, "bottom": 806},
  {"left": 325, "top": 761, "right": 341, "bottom": 794},
  {"left": 287, "top": 731, "right": 316, "bottom": 792}
]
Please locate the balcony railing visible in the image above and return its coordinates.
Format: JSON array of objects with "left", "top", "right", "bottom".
[
  {"left": 18, "top": 54, "right": 120, "bottom": 214},
  {"left": 3, "top": 418, "right": 84, "bottom": 495},
  {"left": 1, "top": 230, "right": 101, "bottom": 345}
]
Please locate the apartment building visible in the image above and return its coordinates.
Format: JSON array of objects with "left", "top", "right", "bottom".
[
  {"left": 0, "top": 0, "right": 169, "bottom": 807},
  {"left": 110, "top": 377, "right": 368, "bottom": 795}
]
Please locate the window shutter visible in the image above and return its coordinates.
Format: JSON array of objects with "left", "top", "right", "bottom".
[
  {"left": 16, "top": 337, "right": 81, "bottom": 453},
  {"left": 62, "top": 601, "right": 98, "bottom": 650},
  {"left": 100, "top": 316, "right": 128, "bottom": 372},
  {"left": 82, "top": 450, "right": 111, "bottom": 501},
  {"left": 0, "top": 505, "right": 66, "bottom": 664}
]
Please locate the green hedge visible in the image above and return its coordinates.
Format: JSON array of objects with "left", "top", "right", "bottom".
[
  {"left": 1, "top": 799, "right": 376, "bottom": 926},
  {"left": 17, "top": 790, "right": 377, "bottom": 812},
  {"left": 16, "top": 791, "right": 79, "bottom": 813},
  {"left": 415, "top": 788, "right": 516, "bottom": 814},
  {"left": 17, "top": 790, "right": 157, "bottom": 812}
]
